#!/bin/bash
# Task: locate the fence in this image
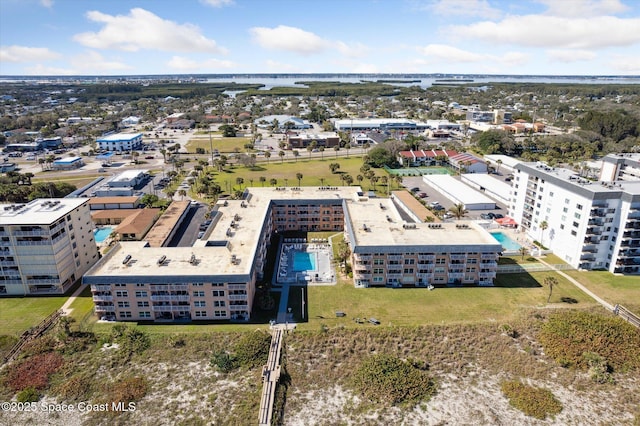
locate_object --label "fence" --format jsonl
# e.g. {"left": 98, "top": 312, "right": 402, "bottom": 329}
{"left": 497, "top": 264, "right": 575, "bottom": 274}
{"left": 614, "top": 305, "right": 640, "bottom": 329}
{"left": 2, "top": 309, "right": 63, "bottom": 364}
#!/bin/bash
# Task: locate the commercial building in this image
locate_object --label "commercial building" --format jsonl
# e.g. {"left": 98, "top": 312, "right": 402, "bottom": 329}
{"left": 333, "top": 118, "right": 427, "bottom": 132}
{"left": 423, "top": 175, "right": 496, "bottom": 210}
{"left": 0, "top": 198, "right": 99, "bottom": 296}
{"left": 461, "top": 173, "right": 512, "bottom": 206}
{"left": 600, "top": 153, "right": 640, "bottom": 182}
{"left": 509, "top": 161, "right": 640, "bottom": 274}
{"left": 52, "top": 156, "right": 84, "bottom": 170}
{"left": 397, "top": 149, "right": 458, "bottom": 167}
{"left": 84, "top": 187, "right": 501, "bottom": 322}
{"left": 96, "top": 133, "right": 142, "bottom": 152}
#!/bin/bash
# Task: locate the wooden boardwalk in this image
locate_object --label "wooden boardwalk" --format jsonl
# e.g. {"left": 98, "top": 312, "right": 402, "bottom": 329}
{"left": 258, "top": 327, "right": 284, "bottom": 426}
{"left": 3, "top": 309, "right": 63, "bottom": 365}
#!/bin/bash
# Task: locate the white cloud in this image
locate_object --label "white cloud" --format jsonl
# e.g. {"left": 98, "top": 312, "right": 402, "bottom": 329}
{"left": 250, "top": 25, "right": 329, "bottom": 55}
{"left": 0, "top": 45, "right": 60, "bottom": 62}
{"left": 73, "top": 8, "right": 226, "bottom": 53}
{"left": 448, "top": 15, "right": 640, "bottom": 49}
{"left": 429, "top": 0, "right": 502, "bottom": 19}
{"left": 40, "top": 0, "right": 54, "bottom": 9}
{"left": 535, "top": 0, "right": 629, "bottom": 18}
{"left": 24, "top": 64, "right": 75, "bottom": 75}
{"left": 547, "top": 49, "right": 597, "bottom": 63}
{"left": 608, "top": 54, "right": 640, "bottom": 73}
{"left": 200, "top": 0, "right": 234, "bottom": 7}
{"left": 167, "top": 56, "right": 235, "bottom": 70}
{"left": 335, "top": 41, "right": 370, "bottom": 58}
{"left": 70, "top": 51, "right": 132, "bottom": 72}
{"left": 417, "top": 44, "right": 530, "bottom": 67}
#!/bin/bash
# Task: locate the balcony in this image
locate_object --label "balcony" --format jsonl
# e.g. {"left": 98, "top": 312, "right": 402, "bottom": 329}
{"left": 95, "top": 305, "right": 115, "bottom": 312}
{"left": 229, "top": 294, "right": 247, "bottom": 301}
{"left": 152, "top": 305, "right": 190, "bottom": 312}
{"left": 479, "top": 272, "right": 496, "bottom": 279}
{"left": 450, "top": 254, "right": 466, "bottom": 261}
{"left": 387, "top": 255, "right": 403, "bottom": 261}
{"left": 386, "top": 273, "right": 403, "bottom": 280}
{"left": 356, "top": 254, "right": 372, "bottom": 260}
{"left": 582, "top": 244, "right": 598, "bottom": 253}
{"left": 418, "top": 255, "right": 435, "bottom": 261}
{"left": 588, "top": 219, "right": 604, "bottom": 226}
{"left": 91, "top": 285, "right": 112, "bottom": 292}
{"left": 92, "top": 295, "right": 113, "bottom": 302}
{"left": 150, "top": 294, "right": 190, "bottom": 302}
{"left": 228, "top": 284, "right": 246, "bottom": 290}
{"left": 230, "top": 304, "right": 248, "bottom": 311}
{"left": 448, "top": 272, "right": 465, "bottom": 279}
{"left": 26, "top": 278, "right": 60, "bottom": 285}
{"left": 580, "top": 254, "right": 596, "bottom": 261}
{"left": 481, "top": 261, "right": 497, "bottom": 268}
{"left": 354, "top": 273, "right": 372, "bottom": 279}
{"left": 585, "top": 227, "right": 602, "bottom": 236}
{"left": 481, "top": 253, "right": 497, "bottom": 260}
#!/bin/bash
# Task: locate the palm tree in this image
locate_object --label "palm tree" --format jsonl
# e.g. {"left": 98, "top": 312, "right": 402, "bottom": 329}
{"left": 519, "top": 246, "right": 528, "bottom": 261}
{"left": 278, "top": 150, "right": 285, "bottom": 163}
{"left": 319, "top": 146, "right": 324, "bottom": 160}
{"left": 334, "top": 145, "right": 340, "bottom": 158}
{"left": 235, "top": 177, "right": 244, "bottom": 189}
{"left": 178, "top": 189, "right": 186, "bottom": 200}
{"left": 269, "top": 178, "right": 277, "bottom": 187}
{"left": 292, "top": 150, "right": 299, "bottom": 162}
{"left": 320, "top": 177, "right": 325, "bottom": 187}
{"left": 296, "top": 172, "right": 303, "bottom": 187}
{"left": 539, "top": 221, "right": 548, "bottom": 246}
{"left": 544, "top": 276, "right": 558, "bottom": 303}
{"left": 264, "top": 150, "right": 271, "bottom": 164}
{"left": 259, "top": 176, "right": 266, "bottom": 187}
{"left": 356, "top": 174, "right": 364, "bottom": 186}
{"left": 448, "top": 203, "right": 468, "bottom": 219}
{"left": 496, "top": 159, "right": 503, "bottom": 174}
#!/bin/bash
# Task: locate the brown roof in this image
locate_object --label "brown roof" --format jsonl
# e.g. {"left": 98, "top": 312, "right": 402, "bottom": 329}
{"left": 391, "top": 191, "right": 440, "bottom": 222}
{"left": 116, "top": 208, "right": 160, "bottom": 235}
{"left": 91, "top": 209, "right": 139, "bottom": 220}
{"left": 88, "top": 196, "right": 140, "bottom": 205}
{"left": 144, "top": 201, "right": 190, "bottom": 247}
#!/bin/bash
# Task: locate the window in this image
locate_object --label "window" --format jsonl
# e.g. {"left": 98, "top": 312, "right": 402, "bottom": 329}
{"left": 195, "top": 311, "right": 207, "bottom": 317}
{"left": 119, "top": 311, "right": 132, "bottom": 319}
{"left": 373, "top": 268, "right": 384, "bottom": 274}
{"left": 373, "top": 259, "right": 384, "bottom": 265}
{"left": 404, "top": 259, "right": 415, "bottom": 265}
{"left": 576, "top": 204, "right": 583, "bottom": 210}
{"left": 117, "top": 301, "right": 130, "bottom": 308}
{"left": 194, "top": 301, "right": 206, "bottom": 307}
{"left": 214, "top": 310, "right": 226, "bottom": 317}
{"left": 214, "top": 300, "right": 226, "bottom": 307}
{"left": 563, "top": 207, "right": 568, "bottom": 213}
{"left": 139, "top": 312, "right": 151, "bottom": 318}
{"left": 560, "top": 224, "right": 565, "bottom": 230}
{"left": 135, "top": 291, "right": 147, "bottom": 298}
{"left": 573, "top": 221, "right": 579, "bottom": 228}
{"left": 212, "top": 290, "right": 225, "bottom": 297}
{"left": 571, "top": 230, "right": 577, "bottom": 236}
{"left": 193, "top": 291, "right": 205, "bottom": 297}
{"left": 574, "top": 213, "right": 581, "bottom": 219}
{"left": 136, "top": 283, "right": 145, "bottom": 287}
{"left": 137, "top": 301, "right": 149, "bottom": 307}
{"left": 115, "top": 290, "right": 128, "bottom": 298}
{"left": 403, "top": 268, "right": 414, "bottom": 274}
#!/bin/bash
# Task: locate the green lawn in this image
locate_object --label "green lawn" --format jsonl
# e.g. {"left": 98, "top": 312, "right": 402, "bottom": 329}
{"left": 563, "top": 270, "right": 640, "bottom": 310}
{"left": 186, "top": 136, "right": 252, "bottom": 153}
{"left": 215, "top": 157, "right": 396, "bottom": 193}
{"left": 295, "top": 272, "right": 596, "bottom": 330}
{"left": 0, "top": 296, "right": 67, "bottom": 336}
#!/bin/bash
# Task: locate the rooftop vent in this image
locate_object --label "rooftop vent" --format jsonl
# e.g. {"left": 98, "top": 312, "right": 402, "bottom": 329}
{"left": 190, "top": 253, "right": 197, "bottom": 265}
{"left": 402, "top": 223, "right": 417, "bottom": 229}
{"left": 157, "top": 255, "right": 167, "bottom": 265}
{"left": 122, "top": 254, "right": 132, "bottom": 265}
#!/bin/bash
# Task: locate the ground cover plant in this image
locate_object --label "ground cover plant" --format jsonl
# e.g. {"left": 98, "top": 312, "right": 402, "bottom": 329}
{"left": 501, "top": 380, "right": 563, "bottom": 420}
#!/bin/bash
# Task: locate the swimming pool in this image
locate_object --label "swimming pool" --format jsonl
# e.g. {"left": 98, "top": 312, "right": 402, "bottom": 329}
{"left": 292, "top": 252, "right": 317, "bottom": 271}
{"left": 490, "top": 231, "right": 522, "bottom": 251}
{"left": 94, "top": 226, "right": 114, "bottom": 243}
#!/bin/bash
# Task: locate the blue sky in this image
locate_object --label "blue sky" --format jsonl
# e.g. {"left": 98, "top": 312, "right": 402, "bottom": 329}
{"left": 1, "top": 0, "right": 639, "bottom": 76}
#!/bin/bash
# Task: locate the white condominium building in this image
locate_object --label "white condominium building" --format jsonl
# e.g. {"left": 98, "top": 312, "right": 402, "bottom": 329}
{"left": 0, "top": 198, "right": 99, "bottom": 296}
{"left": 509, "top": 161, "right": 640, "bottom": 274}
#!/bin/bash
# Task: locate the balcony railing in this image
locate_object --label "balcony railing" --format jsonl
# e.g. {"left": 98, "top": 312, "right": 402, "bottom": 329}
{"left": 95, "top": 305, "right": 115, "bottom": 312}
{"left": 228, "top": 284, "right": 246, "bottom": 290}
{"left": 481, "top": 253, "right": 497, "bottom": 260}
{"left": 450, "top": 254, "right": 466, "bottom": 261}
{"left": 387, "top": 255, "right": 403, "bottom": 261}
{"left": 448, "top": 272, "right": 465, "bottom": 279}
{"left": 92, "top": 295, "right": 113, "bottom": 302}
{"left": 480, "top": 261, "right": 497, "bottom": 268}
{"left": 152, "top": 305, "right": 190, "bottom": 312}
{"left": 229, "top": 304, "right": 248, "bottom": 311}
{"left": 416, "top": 273, "right": 433, "bottom": 279}
{"left": 479, "top": 272, "right": 496, "bottom": 279}
{"left": 150, "top": 295, "right": 190, "bottom": 302}
{"left": 386, "top": 273, "right": 403, "bottom": 280}
{"left": 228, "top": 294, "right": 247, "bottom": 301}
{"left": 91, "top": 285, "right": 112, "bottom": 292}
{"left": 418, "top": 255, "right": 435, "bottom": 261}
{"left": 356, "top": 254, "right": 372, "bottom": 260}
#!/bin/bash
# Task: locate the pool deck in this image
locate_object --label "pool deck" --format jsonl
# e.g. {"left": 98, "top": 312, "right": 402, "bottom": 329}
{"left": 276, "top": 240, "right": 335, "bottom": 285}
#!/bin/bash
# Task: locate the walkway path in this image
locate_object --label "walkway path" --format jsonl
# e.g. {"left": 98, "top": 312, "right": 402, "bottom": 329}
{"left": 60, "top": 283, "right": 88, "bottom": 316}
{"left": 258, "top": 326, "right": 285, "bottom": 426}
{"left": 536, "top": 258, "right": 614, "bottom": 312}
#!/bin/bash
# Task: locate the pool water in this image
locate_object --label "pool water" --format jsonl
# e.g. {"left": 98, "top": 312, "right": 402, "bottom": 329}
{"left": 94, "top": 227, "right": 114, "bottom": 243}
{"left": 292, "top": 252, "right": 317, "bottom": 271}
{"left": 491, "top": 232, "right": 522, "bottom": 251}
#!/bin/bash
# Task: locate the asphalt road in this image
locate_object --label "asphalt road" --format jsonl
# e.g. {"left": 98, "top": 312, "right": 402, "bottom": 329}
{"left": 166, "top": 203, "right": 207, "bottom": 247}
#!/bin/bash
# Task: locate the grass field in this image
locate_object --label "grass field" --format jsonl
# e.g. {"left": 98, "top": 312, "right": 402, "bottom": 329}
{"left": 563, "top": 270, "right": 640, "bottom": 310}
{"left": 186, "top": 136, "right": 252, "bottom": 153}
{"left": 290, "top": 271, "right": 596, "bottom": 330}
{"left": 216, "top": 157, "right": 397, "bottom": 192}
{"left": 0, "top": 296, "right": 67, "bottom": 336}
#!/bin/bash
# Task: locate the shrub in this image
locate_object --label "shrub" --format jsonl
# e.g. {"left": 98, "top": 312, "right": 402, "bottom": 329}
{"left": 211, "top": 350, "right": 236, "bottom": 373}
{"left": 501, "top": 380, "right": 562, "bottom": 420}
{"left": 53, "top": 373, "right": 95, "bottom": 402}
{"left": 16, "top": 387, "right": 39, "bottom": 403}
{"left": 6, "top": 352, "right": 64, "bottom": 391}
{"left": 107, "top": 377, "right": 148, "bottom": 405}
{"left": 583, "top": 351, "right": 614, "bottom": 384}
{"left": 350, "top": 353, "right": 436, "bottom": 406}
{"left": 234, "top": 331, "right": 271, "bottom": 369}
{"left": 538, "top": 311, "right": 640, "bottom": 372}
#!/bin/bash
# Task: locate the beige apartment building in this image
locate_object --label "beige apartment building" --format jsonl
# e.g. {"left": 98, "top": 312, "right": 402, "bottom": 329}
{"left": 0, "top": 198, "right": 99, "bottom": 296}
{"left": 84, "top": 187, "right": 501, "bottom": 322}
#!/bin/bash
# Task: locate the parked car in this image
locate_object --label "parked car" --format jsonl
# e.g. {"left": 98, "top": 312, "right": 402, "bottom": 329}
{"left": 480, "top": 213, "right": 492, "bottom": 220}
{"left": 410, "top": 187, "right": 420, "bottom": 192}
{"left": 494, "top": 213, "right": 505, "bottom": 219}
{"left": 369, "top": 318, "right": 380, "bottom": 325}
{"left": 198, "top": 231, "right": 205, "bottom": 239}
{"left": 145, "top": 155, "right": 154, "bottom": 159}
{"left": 418, "top": 192, "right": 427, "bottom": 198}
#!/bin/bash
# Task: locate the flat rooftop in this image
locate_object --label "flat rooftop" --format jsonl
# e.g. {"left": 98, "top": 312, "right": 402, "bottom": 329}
{"left": 423, "top": 174, "right": 495, "bottom": 206}
{"left": 347, "top": 197, "right": 501, "bottom": 251}
{"left": 461, "top": 173, "right": 512, "bottom": 202}
{"left": 0, "top": 198, "right": 88, "bottom": 225}
{"left": 144, "top": 200, "right": 190, "bottom": 247}
{"left": 96, "top": 132, "right": 142, "bottom": 142}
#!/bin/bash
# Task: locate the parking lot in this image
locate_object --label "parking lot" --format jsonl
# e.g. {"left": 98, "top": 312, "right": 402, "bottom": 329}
{"left": 401, "top": 175, "right": 511, "bottom": 220}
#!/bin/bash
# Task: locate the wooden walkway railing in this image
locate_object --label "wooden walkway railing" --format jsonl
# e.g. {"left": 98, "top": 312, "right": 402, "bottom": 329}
{"left": 2, "top": 309, "right": 63, "bottom": 364}
{"left": 258, "top": 327, "right": 284, "bottom": 426}
{"left": 614, "top": 304, "right": 640, "bottom": 329}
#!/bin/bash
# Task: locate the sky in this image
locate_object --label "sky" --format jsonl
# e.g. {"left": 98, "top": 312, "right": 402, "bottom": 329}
{"left": 1, "top": 0, "right": 639, "bottom": 76}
